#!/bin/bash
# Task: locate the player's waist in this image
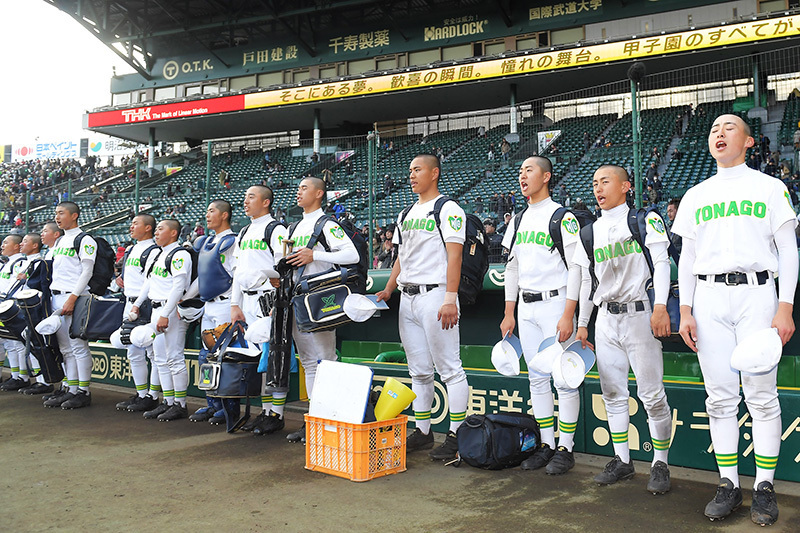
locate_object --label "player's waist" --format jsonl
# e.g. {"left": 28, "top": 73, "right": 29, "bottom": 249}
{"left": 519, "top": 287, "right": 565, "bottom": 303}
{"left": 697, "top": 270, "right": 770, "bottom": 286}
{"left": 600, "top": 300, "right": 650, "bottom": 315}
{"left": 400, "top": 283, "right": 441, "bottom": 295}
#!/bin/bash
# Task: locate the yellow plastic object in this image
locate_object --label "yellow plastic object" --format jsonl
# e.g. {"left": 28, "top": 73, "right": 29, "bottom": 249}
{"left": 305, "top": 414, "right": 407, "bottom": 482}
{"left": 373, "top": 377, "right": 416, "bottom": 421}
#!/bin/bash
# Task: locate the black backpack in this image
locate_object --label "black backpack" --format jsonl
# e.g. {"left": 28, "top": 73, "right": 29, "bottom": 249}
{"left": 74, "top": 233, "right": 116, "bottom": 296}
{"left": 506, "top": 205, "right": 596, "bottom": 267}
{"left": 289, "top": 215, "right": 369, "bottom": 294}
{"left": 398, "top": 196, "right": 489, "bottom": 305}
{"left": 122, "top": 242, "right": 160, "bottom": 277}
{"left": 147, "top": 246, "right": 199, "bottom": 286}
{"left": 579, "top": 206, "right": 679, "bottom": 299}
{"left": 456, "top": 413, "right": 541, "bottom": 470}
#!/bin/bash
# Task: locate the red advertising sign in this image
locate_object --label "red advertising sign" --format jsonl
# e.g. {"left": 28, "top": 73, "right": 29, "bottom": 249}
{"left": 86, "top": 95, "right": 246, "bottom": 128}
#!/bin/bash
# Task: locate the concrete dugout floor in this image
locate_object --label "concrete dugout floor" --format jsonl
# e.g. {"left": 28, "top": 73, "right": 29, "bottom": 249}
{"left": 2, "top": 383, "right": 800, "bottom": 532}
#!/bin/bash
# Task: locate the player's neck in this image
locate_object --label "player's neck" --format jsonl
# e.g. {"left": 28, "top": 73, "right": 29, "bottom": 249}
{"left": 418, "top": 187, "right": 441, "bottom": 204}
{"left": 303, "top": 204, "right": 322, "bottom": 214}
{"left": 528, "top": 192, "right": 550, "bottom": 205}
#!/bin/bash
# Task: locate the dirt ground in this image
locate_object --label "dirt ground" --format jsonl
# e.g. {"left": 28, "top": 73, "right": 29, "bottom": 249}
{"left": 2, "top": 383, "right": 800, "bottom": 533}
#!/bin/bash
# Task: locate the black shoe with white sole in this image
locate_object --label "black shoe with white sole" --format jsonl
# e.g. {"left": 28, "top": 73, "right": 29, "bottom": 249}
{"left": 704, "top": 478, "right": 743, "bottom": 521}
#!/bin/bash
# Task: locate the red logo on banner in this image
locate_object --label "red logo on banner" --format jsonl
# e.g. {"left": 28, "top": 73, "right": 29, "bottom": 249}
{"left": 87, "top": 95, "right": 246, "bottom": 128}
{"left": 15, "top": 146, "right": 34, "bottom": 157}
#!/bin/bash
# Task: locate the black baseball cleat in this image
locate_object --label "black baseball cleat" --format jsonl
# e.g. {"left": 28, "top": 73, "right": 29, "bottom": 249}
{"left": 128, "top": 394, "right": 160, "bottom": 412}
{"left": 704, "top": 478, "right": 743, "bottom": 521}
{"left": 594, "top": 455, "right": 636, "bottom": 485}
{"left": 158, "top": 403, "right": 188, "bottom": 421}
{"left": 546, "top": 446, "right": 575, "bottom": 475}
{"left": 188, "top": 407, "right": 215, "bottom": 422}
{"left": 647, "top": 461, "right": 671, "bottom": 494}
{"left": 45, "top": 391, "right": 74, "bottom": 408}
{"left": 751, "top": 480, "right": 779, "bottom": 526}
{"left": 208, "top": 413, "right": 226, "bottom": 425}
{"left": 287, "top": 423, "right": 306, "bottom": 443}
{"left": 61, "top": 390, "right": 91, "bottom": 409}
{"left": 0, "top": 377, "right": 31, "bottom": 392}
{"left": 406, "top": 428, "right": 434, "bottom": 451}
{"left": 241, "top": 411, "right": 270, "bottom": 432}
{"left": 116, "top": 394, "right": 140, "bottom": 411}
{"left": 429, "top": 431, "right": 459, "bottom": 461}
{"left": 43, "top": 388, "right": 68, "bottom": 402}
{"left": 143, "top": 401, "right": 171, "bottom": 419}
{"left": 253, "top": 411, "right": 285, "bottom": 435}
{"left": 521, "top": 443, "right": 555, "bottom": 471}
{"left": 20, "top": 383, "right": 54, "bottom": 395}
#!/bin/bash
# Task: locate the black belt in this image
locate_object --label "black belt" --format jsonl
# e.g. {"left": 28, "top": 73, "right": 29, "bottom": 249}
{"left": 127, "top": 296, "right": 138, "bottom": 303}
{"left": 604, "top": 301, "right": 646, "bottom": 314}
{"left": 698, "top": 270, "right": 769, "bottom": 286}
{"left": 52, "top": 290, "right": 66, "bottom": 295}
{"left": 152, "top": 301, "right": 165, "bottom": 309}
{"left": 522, "top": 289, "right": 560, "bottom": 303}
{"left": 402, "top": 284, "right": 439, "bottom": 295}
{"left": 210, "top": 295, "right": 229, "bottom": 302}
{"left": 243, "top": 290, "right": 269, "bottom": 296}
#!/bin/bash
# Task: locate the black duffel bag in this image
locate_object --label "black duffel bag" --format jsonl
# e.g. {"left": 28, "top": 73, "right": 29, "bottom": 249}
{"left": 456, "top": 413, "right": 541, "bottom": 470}
{"left": 69, "top": 293, "right": 125, "bottom": 341}
{"left": 198, "top": 321, "right": 261, "bottom": 399}
{"left": 292, "top": 267, "right": 353, "bottom": 332}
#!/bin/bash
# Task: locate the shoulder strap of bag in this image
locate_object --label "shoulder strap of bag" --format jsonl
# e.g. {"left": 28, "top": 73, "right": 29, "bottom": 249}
{"left": 504, "top": 204, "right": 528, "bottom": 257}
{"left": 579, "top": 223, "right": 599, "bottom": 300}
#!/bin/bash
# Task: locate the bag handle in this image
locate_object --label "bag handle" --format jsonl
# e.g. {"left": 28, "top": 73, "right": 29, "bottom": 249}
{"left": 210, "top": 320, "right": 248, "bottom": 356}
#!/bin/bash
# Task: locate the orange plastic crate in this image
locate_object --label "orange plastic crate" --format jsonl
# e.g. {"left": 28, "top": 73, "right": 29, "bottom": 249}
{"left": 305, "top": 414, "right": 407, "bottom": 482}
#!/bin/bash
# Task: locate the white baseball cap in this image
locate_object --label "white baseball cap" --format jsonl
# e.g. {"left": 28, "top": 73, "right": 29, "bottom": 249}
{"left": 109, "top": 328, "right": 125, "bottom": 350}
{"left": 244, "top": 316, "right": 272, "bottom": 344}
{"left": 491, "top": 333, "right": 523, "bottom": 376}
{"left": 552, "top": 341, "right": 596, "bottom": 389}
{"left": 35, "top": 314, "right": 62, "bottom": 335}
{"left": 130, "top": 324, "right": 158, "bottom": 348}
{"left": 177, "top": 298, "right": 205, "bottom": 322}
{"left": 343, "top": 294, "right": 379, "bottom": 323}
{"left": 731, "top": 328, "right": 782, "bottom": 374}
{"left": 531, "top": 336, "right": 562, "bottom": 375}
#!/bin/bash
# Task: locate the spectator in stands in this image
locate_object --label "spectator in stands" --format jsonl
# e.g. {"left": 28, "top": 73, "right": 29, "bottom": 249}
{"left": 647, "top": 185, "right": 657, "bottom": 206}
{"left": 193, "top": 222, "right": 204, "bottom": 240}
{"left": 666, "top": 198, "right": 682, "bottom": 254}
{"left": 652, "top": 147, "right": 661, "bottom": 162}
{"left": 759, "top": 133, "right": 771, "bottom": 156}
{"left": 494, "top": 193, "right": 506, "bottom": 216}
{"left": 501, "top": 139, "right": 511, "bottom": 162}
{"left": 765, "top": 159, "right": 778, "bottom": 178}
{"left": 436, "top": 147, "right": 444, "bottom": 163}
{"left": 239, "top": 144, "right": 245, "bottom": 159}
{"left": 377, "top": 236, "right": 396, "bottom": 269}
{"left": 384, "top": 174, "right": 393, "bottom": 196}
{"left": 497, "top": 212, "right": 512, "bottom": 235}
{"left": 748, "top": 153, "right": 759, "bottom": 170}
{"left": 556, "top": 184, "right": 567, "bottom": 205}
{"left": 672, "top": 148, "right": 682, "bottom": 161}
{"left": 477, "top": 126, "right": 486, "bottom": 138}
{"left": 474, "top": 196, "right": 484, "bottom": 214}
{"left": 333, "top": 201, "right": 345, "bottom": 219}
{"left": 646, "top": 163, "right": 658, "bottom": 187}
{"left": 488, "top": 143, "right": 496, "bottom": 161}
{"left": 594, "top": 203, "right": 602, "bottom": 218}
{"left": 793, "top": 126, "right": 800, "bottom": 149}
{"left": 322, "top": 168, "right": 334, "bottom": 189}
{"left": 583, "top": 132, "right": 591, "bottom": 152}
{"left": 506, "top": 191, "right": 516, "bottom": 214}
{"left": 483, "top": 219, "right": 503, "bottom": 263}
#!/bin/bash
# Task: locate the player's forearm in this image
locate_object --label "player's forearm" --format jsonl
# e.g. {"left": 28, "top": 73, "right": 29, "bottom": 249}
{"left": 230, "top": 273, "right": 243, "bottom": 307}
{"left": 647, "top": 241, "right": 670, "bottom": 306}
{"left": 71, "top": 258, "right": 94, "bottom": 297}
{"left": 503, "top": 254, "right": 519, "bottom": 302}
{"left": 577, "top": 267, "right": 594, "bottom": 327}
{"left": 565, "top": 260, "right": 582, "bottom": 301}
{"left": 774, "top": 220, "right": 799, "bottom": 304}
{"left": 384, "top": 258, "right": 401, "bottom": 293}
{"left": 678, "top": 237, "right": 697, "bottom": 308}
{"left": 162, "top": 273, "right": 188, "bottom": 317}
{"left": 134, "top": 280, "right": 151, "bottom": 307}
{"left": 444, "top": 242, "right": 463, "bottom": 294}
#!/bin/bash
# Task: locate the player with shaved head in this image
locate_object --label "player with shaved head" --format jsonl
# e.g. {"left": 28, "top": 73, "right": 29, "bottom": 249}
{"left": 131, "top": 219, "right": 194, "bottom": 421}
{"left": 673, "top": 114, "right": 798, "bottom": 525}
{"left": 572, "top": 164, "right": 673, "bottom": 494}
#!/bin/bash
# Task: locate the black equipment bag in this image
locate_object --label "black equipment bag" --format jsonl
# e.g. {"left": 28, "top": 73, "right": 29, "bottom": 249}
{"left": 69, "top": 293, "right": 125, "bottom": 341}
{"left": 456, "top": 413, "right": 541, "bottom": 470}
{"left": 16, "top": 289, "right": 64, "bottom": 383}
{"left": 292, "top": 268, "right": 352, "bottom": 333}
{"left": 266, "top": 257, "right": 295, "bottom": 394}
{"left": 74, "top": 233, "right": 116, "bottom": 296}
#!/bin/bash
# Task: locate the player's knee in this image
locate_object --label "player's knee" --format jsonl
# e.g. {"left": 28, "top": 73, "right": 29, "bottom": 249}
{"left": 441, "top": 371, "right": 467, "bottom": 386}
{"left": 529, "top": 374, "right": 552, "bottom": 395}
{"left": 705, "top": 396, "right": 739, "bottom": 419}
{"left": 640, "top": 392, "right": 670, "bottom": 419}
{"left": 411, "top": 374, "right": 435, "bottom": 386}
{"left": 555, "top": 387, "right": 580, "bottom": 401}
{"left": 744, "top": 395, "right": 781, "bottom": 421}
{"left": 166, "top": 357, "right": 188, "bottom": 374}
{"left": 602, "top": 393, "right": 629, "bottom": 415}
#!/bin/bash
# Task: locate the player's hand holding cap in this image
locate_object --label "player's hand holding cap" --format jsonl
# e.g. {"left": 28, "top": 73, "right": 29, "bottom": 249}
{"left": 731, "top": 327, "right": 782, "bottom": 374}
{"left": 244, "top": 316, "right": 272, "bottom": 343}
{"left": 552, "top": 340, "right": 596, "bottom": 389}
{"left": 343, "top": 294, "right": 380, "bottom": 322}
{"left": 491, "top": 333, "right": 523, "bottom": 376}
{"left": 130, "top": 324, "right": 159, "bottom": 348}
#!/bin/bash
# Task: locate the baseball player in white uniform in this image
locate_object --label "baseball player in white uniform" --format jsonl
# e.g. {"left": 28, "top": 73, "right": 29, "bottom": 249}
{"left": 132, "top": 219, "right": 193, "bottom": 422}
{"left": 230, "top": 186, "right": 287, "bottom": 435}
{"left": 0, "top": 234, "right": 29, "bottom": 392}
{"left": 500, "top": 156, "right": 581, "bottom": 474}
{"left": 185, "top": 200, "right": 238, "bottom": 425}
{"left": 376, "top": 154, "right": 468, "bottom": 461}
{"left": 39, "top": 222, "right": 69, "bottom": 401}
{"left": 573, "top": 165, "right": 673, "bottom": 494}
{"left": 14, "top": 233, "right": 54, "bottom": 395}
{"left": 115, "top": 214, "right": 161, "bottom": 413}
{"left": 282, "top": 177, "right": 359, "bottom": 440}
{"left": 673, "top": 114, "right": 798, "bottom": 525}
{"left": 43, "top": 202, "right": 97, "bottom": 410}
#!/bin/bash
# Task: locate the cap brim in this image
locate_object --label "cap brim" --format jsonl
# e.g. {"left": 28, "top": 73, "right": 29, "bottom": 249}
{"left": 565, "top": 340, "right": 596, "bottom": 373}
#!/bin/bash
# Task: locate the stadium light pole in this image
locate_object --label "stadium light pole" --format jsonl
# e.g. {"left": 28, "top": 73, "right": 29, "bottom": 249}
{"left": 25, "top": 192, "right": 29, "bottom": 233}
{"left": 628, "top": 62, "right": 646, "bottom": 208}
{"left": 367, "top": 130, "right": 376, "bottom": 267}
{"left": 135, "top": 158, "right": 141, "bottom": 213}
{"left": 205, "top": 141, "right": 212, "bottom": 229}
{"left": 68, "top": 176, "right": 73, "bottom": 201}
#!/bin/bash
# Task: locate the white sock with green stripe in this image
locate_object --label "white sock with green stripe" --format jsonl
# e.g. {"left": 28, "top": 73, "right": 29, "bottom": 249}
{"left": 68, "top": 379, "right": 79, "bottom": 394}
{"left": 411, "top": 379, "right": 434, "bottom": 434}
{"left": 130, "top": 358, "right": 150, "bottom": 397}
{"left": 447, "top": 379, "right": 469, "bottom": 433}
{"left": 531, "top": 391, "right": 556, "bottom": 448}
{"left": 272, "top": 393, "right": 287, "bottom": 417}
{"left": 174, "top": 390, "right": 187, "bottom": 407}
{"left": 710, "top": 415, "right": 740, "bottom": 487}
{"left": 261, "top": 394, "right": 273, "bottom": 414}
{"left": 752, "top": 417, "right": 781, "bottom": 487}
{"left": 149, "top": 384, "right": 162, "bottom": 400}
{"left": 78, "top": 380, "right": 90, "bottom": 393}
{"left": 10, "top": 366, "right": 20, "bottom": 380}
{"left": 29, "top": 355, "right": 45, "bottom": 384}
{"left": 163, "top": 389, "right": 175, "bottom": 405}
{"left": 135, "top": 383, "right": 148, "bottom": 397}
{"left": 607, "top": 411, "right": 630, "bottom": 463}
{"left": 76, "top": 356, "right": 92, "bottom": 392}
{"left": 648, "top": 413, "right": 672, "bottom": 465}
{"left": 556, "top": 391, "right": 579, "bottom": 451}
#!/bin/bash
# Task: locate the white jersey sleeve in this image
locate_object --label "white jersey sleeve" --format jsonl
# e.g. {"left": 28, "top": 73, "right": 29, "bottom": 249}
{"left": 438, "top": 200, "right": 466, "bottom": 245}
